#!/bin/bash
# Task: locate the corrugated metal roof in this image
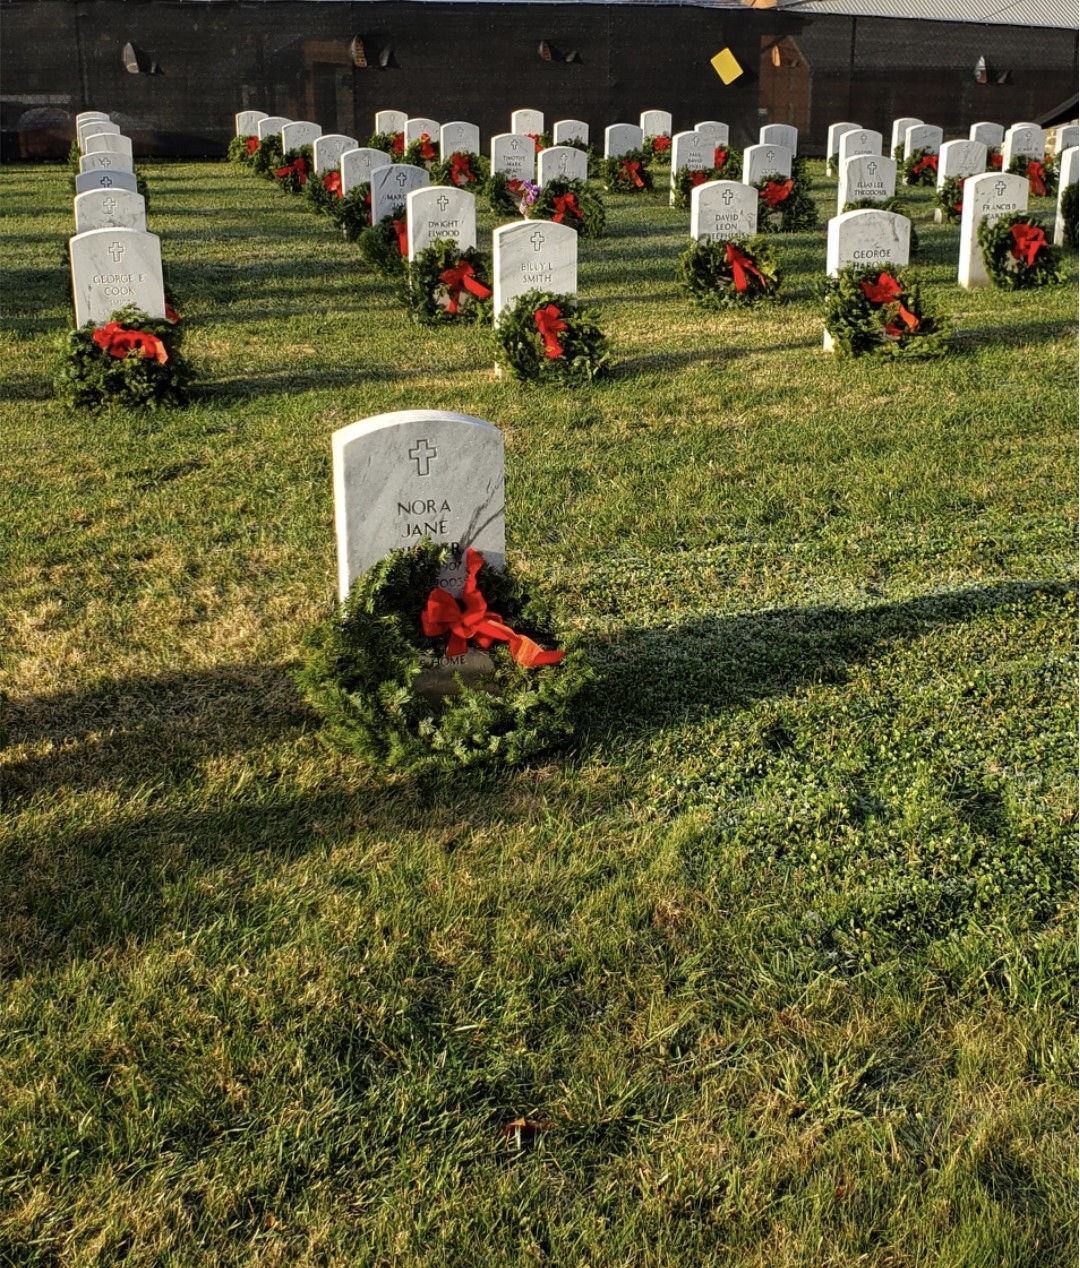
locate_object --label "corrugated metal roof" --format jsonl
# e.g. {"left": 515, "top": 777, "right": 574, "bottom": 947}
{"left": 780, "top": 0, "right": 1077, "bottom": 30}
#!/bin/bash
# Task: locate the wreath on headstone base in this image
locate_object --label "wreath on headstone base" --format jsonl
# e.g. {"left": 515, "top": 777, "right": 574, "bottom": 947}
{"left": 1007, "top": 154, "right": 1057, "bottom": 199}
{"left": 1061, "top": 182, "right": 1079, "bottom": 248}
{"left": 403, "top": 133, "right": 439, "bottom": 168}
{"left": 305, "top": 169, "right": 346, "bottom": 215}
{"left": 643, "top": 134, "right": 672, "bottom": 163}
{"left": 368, "top": 131, "right": 405, "bottom": 160}
{"left": 823, "top": 266, "right": 950, "bottom": 359}
{"left": 527, "top": 179, "right": 606, "bottom": 237}
{"left": 253, "top": 134, "right": 283, "bottom": 177}
{"left": 486, "top": 172, "right": 530, "bottom": 218}
{"left": 359, "top": 209, "right": 408, "bottom": 275}
{"left": 273, "top": 146, "right": 313, "bottom": 194}
{"left": 671, "top": 149, "right": 743, "bottom": 209}
{"left": 331, "top": 184, "right": 372, "bottom": 240}
{"left": 296, "top": 539, "right": 592, "bottom": 774}
{"left": 841, "top": 198, "right": 920, "bottom": 251}
{"left": 902, "top": 148, "right": 938, "bottom": 187}
{"left": 977, "top": 214, "right": 1064, "bottom": 289}
{"left": 493, "top": 289, "right": 612, "bottom": 383}
{"left": 402, "top": 240, "right": 493, "bottom": 325}
{"left": 934, "top": 177, "right": 967, "bottom": 225}
{"left": 600, "top": 150, "right": 654, "bottom": 194}
{"left": 755, "top": 175, "right": 819, "bottom": 232}
{"left": 54, "top": 305, "right": 191, "bottom": 409}
{"left": 430, "top": 151, "right": 491, "bottom": 190}
{"left": 676, "top": 235, "right": 782, "bottom": 309}
{"left": 228, "top": 134, "right": 259, "bottom": 167}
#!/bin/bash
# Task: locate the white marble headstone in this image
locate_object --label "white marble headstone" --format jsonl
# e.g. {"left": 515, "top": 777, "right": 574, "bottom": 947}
{"left": 837, "top": 155, "right": 896, "bottom": 213}
{"left": 827, "top": 122, "right": 859, "bottom": 174}
{"left": 1054, "top": 125, "right": 1079, "bottom": 155}
{"left": 375, "top": 110, "right": 407, "bottom": 136}
{"left": 440, "top": 121, "right": 481, "bottom": 158}
{"left": 490, "top": 134, "right": 536, "bottom": 182}
{"left": 405, "top": 117, "right": 440, "bottom": 146}
{"left": 760, "top": 124, "right": 798, "bottom": 154}
{"left": 694, "top": 121, "right": 729, "bottom": 146}
{"left": 74, "top": 189, "right": 147, "bottom": 235}
{"left": 640, "top": 109, "right": 672, "bottom": 138}
{"left": 370, "top": 163, "right": 430, "bottom": 225}
{"left": 74, "top": 169, "right": 139, "bottom": 195}
{"left": 511, "top": 109, "right": 544, "bottom": 136}
{"left": 405, "top": 186, "right": 477, "bottom": 258}
{"left": 281, "top": 121, "right": 321, "bottom": 153}
{"left": 341, "top": 147, "right": 388, "bottom": 195}
{"left": 332, "top": 410, "right": 505, "bottom": 604}
{"left": 76, "top": 110, "right": 110, "bottom": 126}
{"left": 934, "top": 140, "right": 988, "bottom": 221}
{"left": 235, "top": 110, "right": 267, "bottom": 136}
{"left": 1054, "top": 146, "right": 1079, "bottom": 245}
{"left": 80, "top": 150, "right": 134, "bottom": 176}
{"left": 958, "top": 172, "right": 1029, "bottom": 288}
{"left": 838, "top": 128, "right": 882, "bottom": 165}
{"left": 537, "top": 146, "right": 589, "bottom": 186}
{"left": 690, "top": 180, "right": 758, "bottom": 242}
{"left": 314, "top": 134, "right": 358, "bottom": 176}
{"left": 890, "top": 118, "right": 922, "bottom": 153}
{"left": 257, "top": 116, "right": 292, "bottom": 141}
{"left": 904, "top": 124, "right": 942, "bottom": 159}
{"left": 604, "top": 123, "right": 644, "bottom": 159}
{"left": 84, "top": 132, "right": 133, "bottom": 161}
{"left": 78, "top": 119, "right": 119, "bottom": 148}
{"left": 552, "top": 119, "right": 588, "bottom": 145}
{"left": 969, "top": 121, "right": 1004, "bottom": 149}
{"left": 492, "top": 220, "right": 577, "bottom": 321}
{"left": 742, "top": 143, "right": 792, "bottom": 186}
{"left": 826, "top": 208, "right": 911, "bottom": 275}
{"left": 1001, "top": 123, "right": 1045, "bottom": 168}
{"left": 69, "top": 227, "right": 165, "bottom": 327}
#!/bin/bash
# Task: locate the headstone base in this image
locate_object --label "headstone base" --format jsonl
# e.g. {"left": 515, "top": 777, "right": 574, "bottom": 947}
{"left": 414, "top": 649, "right": 496, "bottom": 700}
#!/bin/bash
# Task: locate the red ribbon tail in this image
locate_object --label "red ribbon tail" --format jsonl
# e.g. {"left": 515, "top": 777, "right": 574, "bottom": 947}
{"left": 462, "top": 273, "right": 492, "bottom": 300}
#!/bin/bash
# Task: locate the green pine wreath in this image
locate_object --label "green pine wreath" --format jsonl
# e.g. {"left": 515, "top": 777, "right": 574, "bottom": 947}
{"left": 296, "top": 539, "right": 592, "bottom": 774}
{"left": 54, "top": 305, "right": 191, "bottom": 409}
{"left": 528, "top": 179, "right": 606, "bottom": 237}
{"left": 823, "top": 265, "right": 950, "bottom": 359}
{"left": 358, "top": 210, "right": 408, "bottom": 276}
{"left": 273, "top": 145, "right": 313, "bottom": 195}
{"left": 402, "top": 240, "right": 493, "bottom": 325}
{"left": 675, "top": 235, "right": 782, "bottom": 309}
{"left": 1061, "top": 182, "right": 1079, "bottom": 248}
{"left": 494, "top": 289, "right": 612, "bottom": 383}
{"left": 934, "top": 176, "right": 967, "bottom": 224}
{"left": 304, "top": 169, "right": 346, "bottom": 216}
{"left": 600, "top": 150, "right": 654, "bottom": 194}
{"left": 486, "top": 171, "right": 530, "bottom": 217}
{"left": 368, "top": 131, "right": 405, "bottom": 160}
{"left": 252, "top": 134, "right": 283, "bottom": 177}
{"left": 331, "top": 184, "right": 372, "bottom": 241}
{"left": 227, "top": 134, "right": 260, "bottom": 167}
{"left": 643, "top": 135, "right": 672, "bottom": 163}
{"left": 977, "top": 214, "right": 1065, "bottom": 289}
{"left": 429, "top": 150, "right": 491, "bottom": 190}
{"left": 403, "top": 134, "right": 440, "bottom": 168}
{"left": 1007, "top": 154, "right": 1058, "bottom": 199}
{"left": 755, "top": 175, "right": 819, "bottom": 232}
{"left": 841, "top": 198, "right": 920, "bottom": 252}
{"left": 670, "top": 149, "right": 743, "bottom": 209}
{"left": 902, "top": 148, "right": 939, "bottom": 187}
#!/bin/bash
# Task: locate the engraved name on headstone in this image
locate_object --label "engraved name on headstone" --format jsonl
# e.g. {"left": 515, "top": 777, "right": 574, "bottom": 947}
{"left": 490, "top": 133, "right": 536, "bottom": 183}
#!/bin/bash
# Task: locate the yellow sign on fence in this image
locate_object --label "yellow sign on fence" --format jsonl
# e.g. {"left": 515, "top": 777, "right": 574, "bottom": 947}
{"left": 710, "top": 48, "right": 744, "bottom": 84}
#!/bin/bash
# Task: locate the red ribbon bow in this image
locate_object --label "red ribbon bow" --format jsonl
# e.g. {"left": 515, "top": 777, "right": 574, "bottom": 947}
{"left": 551, "top": 193, "right": 582, "bottom": 224}
{"left": 421, "top": 549, "right": 565, "bottom": 668}
{"left": 621, "top": 158, "right": 645, "bottom": 189}
{"left": 165, "top": 302, "right": 179, "bottom": 323}
{"left": 913, "top": 153, "right": 938, "bottom": 177}
{"left": 713, "top": 147, "right": 728, "bottom": 169}
{"left": 92, "top": 321, "right": 168, "bottom": 364}
{"left": 392, "top": 218, "right": 408, "bottom": 256}
{"left": 438, "top": 260, "right": 493, "bottom": 314}
{"left": 244, "top": 136, "right": 259, "bottom": 156}
{"left": 274, "top": 156, "right": 307, "bottom": 185}
{"left": 690, "top": 170, "right": 709, "bottom": 188}
{"left": 725, "top": 242, "right": 766, "bottom": 293}
{"left": 761, "top": 179, "right": 794, "bottom": 207}
{"left": 990, "top": 151, "right": 1003, "bottom": 168}
{"left": 419, "top": 133, "right": 435, "bottom": 161}
{"left": 652, "top": 135, "right": 671, "bottom": 153}
{"left": 323, "top": 170, "right": 343, "bottom": 198}
{"left": 527, "top": 132, "right": 544, "bottom": 153}
{"left": 450, "top": 152, "right": 476, "bottom": 184}
{"left": 1010, "top": 222, "right": 1046, "bottom": 266}
{"left": 391, "top": 132, "right": 405, "bottom": 156}
{"left": 534, "top": 304, "right": 568, "bottom": 359}
{"left": 1025, "top": 160, "right": 1048, "bottom": 198}
{"left": 858, "top": 272, "right": 919, "bottom": 337}
{"left": 507, "top": 178, "right": 523, "bottom": 194}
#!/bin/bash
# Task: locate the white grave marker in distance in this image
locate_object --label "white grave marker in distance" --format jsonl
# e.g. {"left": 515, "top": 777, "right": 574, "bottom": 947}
{"left": 837, "top": 154, "right": 897, "bottom": 213}
{"left": 825, "top": 208, "right": 911, "bottom": 349}
{"left": 313, "top": 133, "right": 358, "bottom": 176}
{"left": 669, "top": 130, "right": 711, "bottom": 206}
{"left": 552, "top": 119, "right": 588, "bottom": 145}
{"left": 958, "top": 172, "right": 1029, "bottom": 288}
{"left": 340, "top": 147, "right": 389, "bottom": 196}
{"left": 1001, "top": 123, "right": 1046, "bottom": 168}
{"left": 440, "top": 122, "right": 481, "bottom": 159}
{"left": 405, "top": 117, "right": 440, "bottom": 146}
{"left": 78, "top": 119, "right": 120, "bottom": 147}
{"left": 742, "top": 143, "right": 792, "bottom": 186}
{"left": 890, "top": 117, "right": 922, "bottom": 154}
{"left": 838, "top": 128, "right": 882, "bottom": 166}
{"left": 281, "top": 121, "right": 322, "bottom": 153}
{"left": 760, "top": 124, "right": 798, "bottom": 154}
{"left": 1054, "top": 125, "right": 1079, "bottom": 155}
{"left": 934, "top": 140, "right": 988, "bottom": 221}
{"left": 80, "top": 150, "right": 134, "bottom": 176}
{"left": 970, "top": 121, "right": 1004, "bottom": 149}
{"left": 640, "top": 109, "right": 672, "bottom": 138}
{"left": 370, "top": 163, "right": 430, "bottom": 225}
{"left": 74, "top": 189, "right": 147, "bottom": 234}
{"left": 75, "top": 110, "right": 110, "bottom": 126}
{"left": 375, "top": 109, "right": 407, "bottom": 136}
{"left": 405, "top": 185, "right": 477, "bottom": 258}
{"left": 69, "top": 227, "right": 166, "bottom": 327}
{"left": 492, "top": 219, "right": 577, "bottom": 322}
{"left": 235, "top": 110, "right": 268, "bottom": 136}
{"left": 690, "top": 180, "right": 758, "bottom": 242}
{"left": 1054, "top": 146, "right": 1079, "bottom": 245}
{"left": 490, "top": 133, "right": 536, "bottom": 182}
{"left": 826, "top": 122, "right": 859, "bottom": 174}
{"left": 694, "top": 121, "right": 729, "bottom": 147}
{"left": 604, "top": 123, "right": 644, "bottom": 159}
{"left": 511, "top": 108, "right": 544, "bottom": 136}
{"left": 74, "top": 169, "right": 139, "bottom": 195}
{"left": 257, "top": 116, "right": 292, "bottom": 141}
{"left": 84, "top": 132, "right": 134, "bottom": 161}
{"left": 904, "top": 123, "right": 942, "bottom": 160}
{"left": 537, "top": 145, "right": 589, "bottom": 186}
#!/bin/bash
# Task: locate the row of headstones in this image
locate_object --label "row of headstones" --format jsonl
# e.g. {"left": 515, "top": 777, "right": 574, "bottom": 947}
{"left": 67, "top": 111, "right": 167, "bottom": 327}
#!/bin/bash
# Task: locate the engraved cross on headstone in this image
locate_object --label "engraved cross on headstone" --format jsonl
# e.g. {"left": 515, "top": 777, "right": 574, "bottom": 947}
{"left": 409, "top": 438, "right": 438, "bottom": 477}
{"left": 510, "top": 138, "right": 522, "bottom": 151}
{"left": 395, "top": 170, "right": 409, "bottom": 188}
{"left": 102, "top": 197, "right": 117, "bottom": 214}
{"left": 530, "top": 230, "right": 546, "bottom": 251}
{"left": 722, "top": 189, "right": 734, "bottom": 204}
{"left": 436, "top": 194, "right": 450, "bottom": 211}
{"left": 766, "top": 149, "right": 775, "bottom": 162}
{"left": 108, "top": 240, "right": 125, "bottom": 264}
{"left": 867, "top": 161, "right": 878, "bottom": 175}
{"left": 100, "top": 176, "right": 113, "bottom": 187}
{"left": 994, "top": 179, "right": 1007, "bottom": 196}
{"left": 99, "top": 157, "right": 112, "bottom": 169}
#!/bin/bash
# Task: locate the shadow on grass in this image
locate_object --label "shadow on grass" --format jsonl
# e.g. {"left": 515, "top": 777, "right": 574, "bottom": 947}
{"left": 199, "top": 359, "right": 483, "bottom": 398}
{"left": 952, "top": 320, "right": 1078, "bottom": 350}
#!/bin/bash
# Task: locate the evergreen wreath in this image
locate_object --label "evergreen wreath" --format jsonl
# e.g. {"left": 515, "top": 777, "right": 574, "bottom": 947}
{"left": 755, "top": 175, "right": 819, "bottom": 232}
{"left": 675, "top": 235, "right": 782, "bottom": 310}
{"left": 600, "top": 150, "right": 654, "bottom": 194}
{"left": 253, "top": 134, "right": 283, "bottom": 177}
{"left": 68, "top": 140, "right": 81, "bottom": 175}
{"left": 891, "top": 144, "right": 904, "bottom": 164}
{"left": 1061, "top": 181, "right": 1079, "bottom": 248}
{"left": 54, "top": 305, "right": 191, "bottom": 409}
{"left": 841, "top": 198, "right": 920, "bottom": 251}
{"left": 493, "top": 289, "right": 612, "bottom": 383}
{"left": 977, "top": 214, "right": 1064, "bottom": 289}
{"left": 368, "top": 131, "right": 405, "bottom": 159}
{"left": 403, "top": 133, "right": 440, "bottom": 168}
{"left": 486, "top": 171, "right": 529, "bottom": 217}
{"left": 670, "top": 151, "right": 744, "bottom": 209}
{"left": 296, "top": 539, "right": 591, "bottom": 774}
{"left": 273, "top": 145, "right": 313, "bottom": 194}
{"left": 525, "top": 131, "right": 550, "bottom": 153}
{"left": 331, "top": 184, "right": 372, "bottom": 241}
{"left": 402, "top": 240, "right": 493, "bottom": 325}
{"left": 358, "top": 210, "right": 408, "bottom": 276}
{"left": 430, "top": 150, "right": 491, "bottom": 190}
{"left": 822, "top": 265, "right": 950, "bottom": 359}
{"left": 304, "top": 168, "right": 346, "bottom": 216}
{"left": 228, "top": 134, "right": 260, "bottom": 166}
{"left": 643, "top": 134, "right": 672, "bottom": 163}
{"left": 934, "top": 176, "right": 967, "bottom": 224}
{"left": 1007, "top": 154, "right": 1057, "bottom": 199}
{"left": 528, "top": 178, "right": 606, "bottom": 237}
{"left": 902, "top": 148, "right": 939, "bottom": 187}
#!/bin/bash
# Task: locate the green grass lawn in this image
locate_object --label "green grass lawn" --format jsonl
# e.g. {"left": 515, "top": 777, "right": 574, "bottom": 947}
{"left": 0, "top": 158, "right": 1076, "bottom": 1266}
